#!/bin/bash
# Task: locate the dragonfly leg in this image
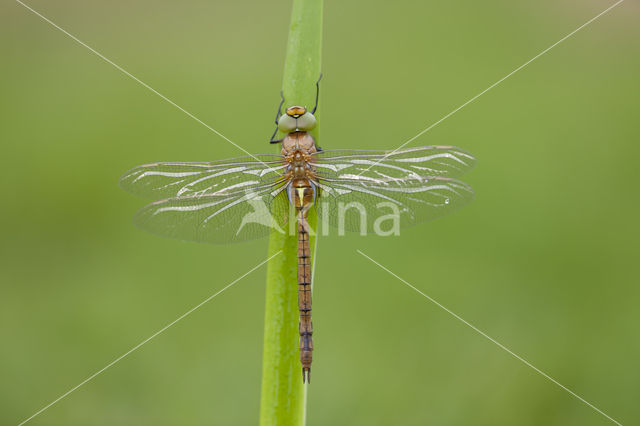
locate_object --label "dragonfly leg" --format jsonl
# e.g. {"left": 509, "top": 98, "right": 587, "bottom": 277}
{"left": 311, "top": 73, "right": 322, "bottom": 114}
{"left": 269, "top": 128, "right": 282, "bottom": 144}
{"left": 274, "top": 90, "right": 285, "bottom": 124}
{"left": 269, "top": 91, "right": 286, "bottom": 144}
{"left": 311, "top": 73, "right": 322, "bottom": 150}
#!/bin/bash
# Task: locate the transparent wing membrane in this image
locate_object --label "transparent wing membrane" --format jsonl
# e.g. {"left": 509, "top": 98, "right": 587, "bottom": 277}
{"left": 314, "top": 175, "right": 474, "bottom": 234}
{"left": 312, "top": 146, "right": 475, "bottom": 179}
{"left": 119, "top": 155, "right": 285, "bottom": 199}
{"left": 133, "top": 186, "right": 291, "bottom": 244}
{"left": 122, "top": 145, "right": 475, "bottom": 242}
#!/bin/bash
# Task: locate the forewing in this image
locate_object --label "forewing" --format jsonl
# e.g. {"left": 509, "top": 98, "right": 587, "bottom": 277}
{"left": 120, "top": 155, "right": 285, "bottom": 200}
{"left": 311, "top": 146, "right": 475, "bottom": 180}
{"left": 133, "top": 184, "right": 292, "bottom": 244}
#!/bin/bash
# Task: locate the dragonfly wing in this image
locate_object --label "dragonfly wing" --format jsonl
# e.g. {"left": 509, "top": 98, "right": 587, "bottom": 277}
{"left": 120, "top": 155, "right": 285, "bottom": 200}
{"left": 314, "top": 176, "right": 474, "bottom": 234}
{"left": 132, "top": 184, "right": 292, "bottom": 244}
{"left": 312, "top": 146, "right": 476, "bottom": 179}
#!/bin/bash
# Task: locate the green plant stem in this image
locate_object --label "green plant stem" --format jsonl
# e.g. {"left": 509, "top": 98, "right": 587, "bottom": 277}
{"left": 259, "top": 0, "right": 322, "bottom": 425}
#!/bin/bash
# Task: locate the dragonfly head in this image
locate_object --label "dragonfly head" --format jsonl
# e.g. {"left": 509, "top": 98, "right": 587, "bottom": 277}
{"left": 286, "top": 106, "right": 307, "bottom": 118}
{"left": 278, "top": 106, "right": 317, "bottom": 133}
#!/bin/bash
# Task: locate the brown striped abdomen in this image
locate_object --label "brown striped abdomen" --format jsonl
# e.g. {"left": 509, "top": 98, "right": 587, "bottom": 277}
{"left": 297, "top": 209, "right": 313, "bottom": 383}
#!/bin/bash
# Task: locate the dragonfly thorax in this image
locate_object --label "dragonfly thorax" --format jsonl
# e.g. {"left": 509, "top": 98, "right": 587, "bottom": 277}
{"left": 282, "top": 131, "right": 317, "bottom": 155}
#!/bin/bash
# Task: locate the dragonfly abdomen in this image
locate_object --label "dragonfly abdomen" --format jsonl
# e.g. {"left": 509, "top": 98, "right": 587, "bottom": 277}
{"left": 297, "top": 204, "right": 313, "bottom": 383}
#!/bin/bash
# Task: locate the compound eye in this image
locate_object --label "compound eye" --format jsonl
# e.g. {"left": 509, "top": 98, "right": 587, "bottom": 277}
{"left": 278, "top": 114, "right": 297, "bottom": 132}
{"left": 295, "top": 112, "right": 317, "bottom": 131}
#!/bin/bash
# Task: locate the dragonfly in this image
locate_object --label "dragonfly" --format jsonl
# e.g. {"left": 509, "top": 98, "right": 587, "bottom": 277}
{"left": 120, "top": 86, "right": 476, "bottom": 383}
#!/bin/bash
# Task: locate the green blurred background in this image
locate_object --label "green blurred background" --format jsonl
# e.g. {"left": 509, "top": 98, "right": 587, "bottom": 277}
{"left": 1, "top": 0, "right": 639, "bottom": 424}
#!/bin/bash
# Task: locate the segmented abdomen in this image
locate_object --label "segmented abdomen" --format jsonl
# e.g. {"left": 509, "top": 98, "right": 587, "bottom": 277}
{"left": 297, "top": 209, "right": 313, "bottom": 383}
